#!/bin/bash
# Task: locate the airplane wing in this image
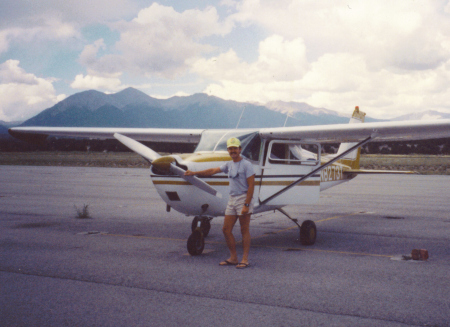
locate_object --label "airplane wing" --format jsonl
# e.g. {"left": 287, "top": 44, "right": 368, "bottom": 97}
{"left": 260, "top": 119, "right": 450, "bottom": 143}
{"left": 9, "top": 119, "right": 450, "bottom": 145}
{"left": 8, "top": 127, "right": 204, "bottom": 144}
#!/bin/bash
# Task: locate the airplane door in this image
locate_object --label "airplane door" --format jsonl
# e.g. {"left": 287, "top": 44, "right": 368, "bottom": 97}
{"left": 258, "top": 140, "right": 321, "bottom": 205}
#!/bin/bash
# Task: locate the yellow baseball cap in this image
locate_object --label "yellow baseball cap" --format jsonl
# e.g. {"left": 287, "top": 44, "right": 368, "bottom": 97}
{"left": 226, "top": 137, "right": 241, "bottom": 148}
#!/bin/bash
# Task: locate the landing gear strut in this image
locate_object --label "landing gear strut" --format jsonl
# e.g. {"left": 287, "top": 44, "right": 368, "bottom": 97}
{"left": 191, "top": 216, "right": 212, "bottom": 237}
{"left": 187, "top": 216, "right": 213, "bottom": 256}
{"left": 276, "top": 208, "right": 317, "bottom": 246}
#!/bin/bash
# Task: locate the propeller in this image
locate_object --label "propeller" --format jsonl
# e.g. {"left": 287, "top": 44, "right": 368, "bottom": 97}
{"left": 114, "top": 132, "right": 161, "bottom": 162}
{"left": 114, "top": 133, "right": 221, "bottom": 198}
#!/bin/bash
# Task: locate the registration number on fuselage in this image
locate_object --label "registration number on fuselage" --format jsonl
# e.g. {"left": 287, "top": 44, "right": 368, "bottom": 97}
{"left": 320, "top": 165, "right": 343, "bottom": 182}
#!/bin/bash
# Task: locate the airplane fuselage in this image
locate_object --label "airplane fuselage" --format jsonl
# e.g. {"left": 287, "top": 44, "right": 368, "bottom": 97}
{"left": 150, "top": 149, "right": 355, "bottom": 217}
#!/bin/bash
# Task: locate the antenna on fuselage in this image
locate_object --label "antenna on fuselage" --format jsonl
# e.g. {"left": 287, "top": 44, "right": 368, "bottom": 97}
{"left": 283, "top": 113, "right": 290, "bottom": 127}
{"left": 235, "top": 106, "right": 246, "bottom": 129}
{"left": 283, "top": 112, "right": 302, "bottom": 127}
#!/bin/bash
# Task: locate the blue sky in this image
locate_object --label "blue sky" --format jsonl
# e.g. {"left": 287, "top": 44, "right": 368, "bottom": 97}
{"left": 1, "top": 0, "right": 450, "bottom": 122}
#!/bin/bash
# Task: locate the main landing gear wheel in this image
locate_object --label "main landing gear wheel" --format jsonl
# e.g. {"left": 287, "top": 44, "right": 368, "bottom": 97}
{"left": 191, "top": 216, "right": 212, "bottom": 237}
{"left": 187, "top": 229, "right": 205, "bottom": 256}
{"left": 300, "top": 220, "right": 317, "bottom": 246}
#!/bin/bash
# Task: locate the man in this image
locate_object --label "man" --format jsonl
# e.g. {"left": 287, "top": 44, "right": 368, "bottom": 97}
{"left": 184, "top": 137, "right": 255, "bottom": 269}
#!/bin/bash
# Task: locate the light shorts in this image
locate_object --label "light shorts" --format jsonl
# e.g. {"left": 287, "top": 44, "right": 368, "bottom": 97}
{"left": 225, "top": 193, "right": 254, "bottom": 216}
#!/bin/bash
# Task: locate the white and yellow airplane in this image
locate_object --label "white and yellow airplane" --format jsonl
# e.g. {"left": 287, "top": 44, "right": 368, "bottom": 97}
{"left": 9, "top": 107, "right": 450, "bottom": 255}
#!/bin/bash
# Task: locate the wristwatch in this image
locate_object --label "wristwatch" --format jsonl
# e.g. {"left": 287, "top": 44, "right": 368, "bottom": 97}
{"left": 244, "top": 203, "right": 250, "bottom": 207}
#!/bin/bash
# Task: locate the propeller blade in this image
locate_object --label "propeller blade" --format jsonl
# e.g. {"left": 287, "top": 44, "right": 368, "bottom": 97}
{"left": 169, "top": 164, "right": 222, "bottom": 198}
{"left": 114, "top": 133, "right": 161, "bottom": 162}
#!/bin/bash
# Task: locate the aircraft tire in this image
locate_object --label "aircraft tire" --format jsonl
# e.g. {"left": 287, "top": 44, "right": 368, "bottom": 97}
{"left": 201, "top": 220, "right": 211, "bottom": 237}
{"left": 300, "top": 220, "right": 317, "bottom": 246}
{"left": 187, "top": 230, "right": 205, "bottom": 256}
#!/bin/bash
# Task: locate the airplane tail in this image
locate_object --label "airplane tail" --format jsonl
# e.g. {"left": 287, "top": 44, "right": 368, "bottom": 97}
{"left": 335, "top": 106, "right": 366, "bottom": 169}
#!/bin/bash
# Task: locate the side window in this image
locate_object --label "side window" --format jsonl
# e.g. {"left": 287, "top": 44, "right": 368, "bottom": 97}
{"left": 268, "top": 142, "right": 319, "bottom": 165}
{"left": 269, "top": 143, "right": 289, "bottom": 161}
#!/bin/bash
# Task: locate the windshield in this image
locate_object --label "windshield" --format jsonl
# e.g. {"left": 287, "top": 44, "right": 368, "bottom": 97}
{"left": 195, "top": 130, "right": 262, "bottom": 161}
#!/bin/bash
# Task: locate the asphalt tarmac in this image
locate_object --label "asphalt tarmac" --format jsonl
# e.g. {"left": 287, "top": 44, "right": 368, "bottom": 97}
{"left": 1, "top": 165, "right": 449, "bottom": 327}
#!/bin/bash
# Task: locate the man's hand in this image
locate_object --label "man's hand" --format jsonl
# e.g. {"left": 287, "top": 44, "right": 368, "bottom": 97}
{"left": 241, "top": 205, "right": 249, "bottom": 215}
{"left": 184, "top": 170, "right": 196, "bottom": 176}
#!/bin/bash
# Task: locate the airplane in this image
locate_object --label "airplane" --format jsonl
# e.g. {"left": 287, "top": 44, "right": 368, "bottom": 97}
{"left": 9, "top": 107, "right": 450, "bottom": 255}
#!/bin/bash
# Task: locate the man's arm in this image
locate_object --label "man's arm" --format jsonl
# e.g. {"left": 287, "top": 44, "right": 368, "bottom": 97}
{"left": 241, "top": 174, "right": 255, "bottom": 215}
{"left": 184, "top": 167, "right": 222, "bottom": 176}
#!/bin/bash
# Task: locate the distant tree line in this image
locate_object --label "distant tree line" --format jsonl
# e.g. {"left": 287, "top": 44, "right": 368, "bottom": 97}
{"left": 0, "top": 136, "right": 196, "bottom": 154}
{"left": 1, "top": 135, "right": 450, "bottom": 155}
{"left": 313, "top": 138, "right": 450, "bottom": 155}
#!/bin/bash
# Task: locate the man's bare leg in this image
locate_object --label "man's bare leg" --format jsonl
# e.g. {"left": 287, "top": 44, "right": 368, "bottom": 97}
{"left": 237, "top": 214, "right": 251, "bottom": 266}
{"left": 221, "top": 214, "right": 239, "bottom": 264}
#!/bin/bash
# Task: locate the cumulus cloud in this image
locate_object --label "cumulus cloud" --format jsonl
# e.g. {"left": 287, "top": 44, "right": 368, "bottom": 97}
{"left": 196, "top": 0, "right": 450, "bottom": 118}
{"left": 78, "top": 3, "right": 234, "bottom": 80}
{"left": 70, "top": 73, "right": 124, "bottom": 91}
{"left": 2, "top": 1, "right": 450, "bottom": 120}
{"left": 0, "top": 60, "right": 65, "bottom": 121}
{"left": 232, "top": 0, "right": 450, "bottom": 72}
{"left": 192, "top": 35, "right": 308, "bottom": 83}
{"left": 201, "top": 49, "right": 450, "bottom": 118}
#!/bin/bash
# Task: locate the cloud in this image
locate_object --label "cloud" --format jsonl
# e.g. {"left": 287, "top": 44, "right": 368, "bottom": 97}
{"left": 232, "top": 0, "right": 450, "bottom": 72}
{"left": 194, "top": 34, "right": 450, "bottom": 118}
{"left": 0, "top": 60, "right": 65, "bottom": 121}
{"left": 195, "top": 0, "right": 450, "bottom": 118}
{"left": 0, "top": 18, "right": 80, "bottom": 54}
{"left": 2, "top": 1, "right": 450, "bottom": 120}
{"left": 70, "top": 73, "right": 123, "bottom": 91}
{"left": 78, "top": 3, "right": 234, "bottom": 80}
{"left": 201, "top": 50, "right": 450, "bottom": 118}
{"left": 192, "top": 35, "right": 309, "bottom": 83}
{"left": 0, "top": 0, "right": 142, "bottom": 28}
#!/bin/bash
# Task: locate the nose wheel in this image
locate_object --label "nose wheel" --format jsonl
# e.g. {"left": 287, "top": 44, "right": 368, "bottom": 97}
{"left": 187, "top": 229, "right": 204, "bottom": 255}
{"left": 187, "top": 216, "right": 213, "bottom": 256}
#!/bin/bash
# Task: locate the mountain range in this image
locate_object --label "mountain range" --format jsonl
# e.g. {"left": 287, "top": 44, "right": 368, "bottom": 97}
{"left": 17, "top": 87, "right": 355, "bottom": 130}
{"left": 2, "top": 87, "right": 449, "bottom": 135}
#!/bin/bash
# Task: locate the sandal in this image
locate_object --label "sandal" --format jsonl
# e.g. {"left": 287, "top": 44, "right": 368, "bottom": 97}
{"left": 236, "top": 262, "right": 250, "bottom": 269}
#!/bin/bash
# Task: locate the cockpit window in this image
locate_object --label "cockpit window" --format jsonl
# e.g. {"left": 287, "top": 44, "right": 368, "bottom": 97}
{"left": 195, "top": 130, "right": 262, "bottom": 161}
{"left": 268, "top": 142, "right": 319, "bottom": 165}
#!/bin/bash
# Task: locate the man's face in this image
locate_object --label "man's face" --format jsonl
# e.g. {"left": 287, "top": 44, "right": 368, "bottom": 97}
{"left": 227, "top": 146, "right": 241, "bottom": 159}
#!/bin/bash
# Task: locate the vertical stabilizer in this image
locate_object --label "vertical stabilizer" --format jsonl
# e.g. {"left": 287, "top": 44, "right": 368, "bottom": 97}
{"left": 336, "top": 106, "right": 366, "bottom": 169}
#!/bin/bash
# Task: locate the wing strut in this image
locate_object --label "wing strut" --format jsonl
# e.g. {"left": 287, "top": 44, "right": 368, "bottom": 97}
{"left": 259, "top": 136, "right": 372, "bottom": 206}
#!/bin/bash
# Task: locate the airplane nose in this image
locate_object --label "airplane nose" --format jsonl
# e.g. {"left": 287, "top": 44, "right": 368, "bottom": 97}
{"left": 152, "top": 156, "right": 176, "bottom": 173}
